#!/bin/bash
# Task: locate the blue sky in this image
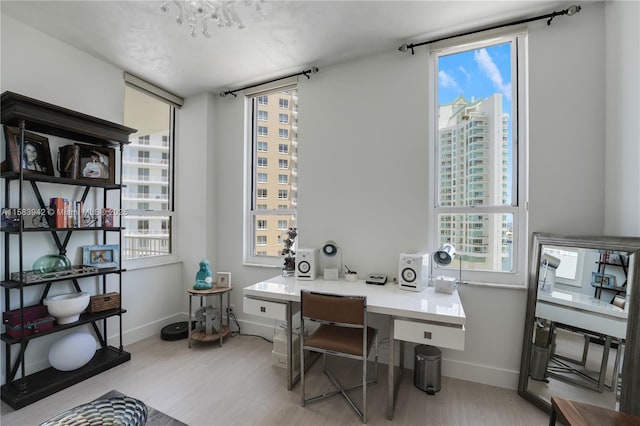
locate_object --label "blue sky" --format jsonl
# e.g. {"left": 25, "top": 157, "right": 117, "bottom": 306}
{"left": 437, "top": 42, "right": 512, "bottom": 115}
{"left": 437, "top": 41, "right": 514, "bottom": 206}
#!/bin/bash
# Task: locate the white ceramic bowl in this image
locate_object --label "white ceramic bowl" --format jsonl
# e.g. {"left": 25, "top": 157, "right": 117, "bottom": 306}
{"left": 44, "top": 292, "right": 90, "bottom": 324}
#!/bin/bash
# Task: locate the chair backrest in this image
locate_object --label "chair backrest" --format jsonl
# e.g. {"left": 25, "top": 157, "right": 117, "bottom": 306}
{"left": 301, "top": 291, "right": 366, "bottom": 326}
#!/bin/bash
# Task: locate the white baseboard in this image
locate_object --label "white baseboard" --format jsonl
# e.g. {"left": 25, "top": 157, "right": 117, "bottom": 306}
{"left": 119, "top": 313, "right": 188, "bottom": 346}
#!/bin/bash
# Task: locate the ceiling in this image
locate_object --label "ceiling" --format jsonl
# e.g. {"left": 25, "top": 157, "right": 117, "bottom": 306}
{"left": 1, "top": 0, "right": 571, "bottom": 98}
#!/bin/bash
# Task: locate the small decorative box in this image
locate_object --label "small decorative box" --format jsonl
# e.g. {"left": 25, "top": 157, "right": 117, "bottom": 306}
{"left": 6, "top": 316, "right": 55, "bottom": 338}
{"left": 3, "top": 304, "right": 49, "bottom": 326}
{"left": 433, "top": 276, "right": 457, "bottom": 294}
{"left": 89, "top": 292, "right": 120, "bottom": 313}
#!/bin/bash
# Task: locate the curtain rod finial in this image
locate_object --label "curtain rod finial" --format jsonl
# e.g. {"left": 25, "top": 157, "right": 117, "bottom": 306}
{"left": 398, "top": 43, "right": 409, "bottom": 52}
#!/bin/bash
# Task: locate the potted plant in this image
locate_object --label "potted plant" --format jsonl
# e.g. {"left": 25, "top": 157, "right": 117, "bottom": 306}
{"left": 281, "top": 227, "right": 297, "bottom": 276}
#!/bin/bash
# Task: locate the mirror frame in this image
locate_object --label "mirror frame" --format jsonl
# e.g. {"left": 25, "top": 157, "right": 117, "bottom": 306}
{"left": 518, "top": 232, "right": 640, "bottom": 415}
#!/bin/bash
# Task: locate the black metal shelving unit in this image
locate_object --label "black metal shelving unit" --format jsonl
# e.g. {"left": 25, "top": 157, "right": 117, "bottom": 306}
{"left": 1, "top": 91, "right": 136, "bottom": 409}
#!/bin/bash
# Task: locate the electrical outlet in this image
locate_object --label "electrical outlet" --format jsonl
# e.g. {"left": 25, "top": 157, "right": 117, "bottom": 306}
{"left": 229, "top": 304, "right": 236, "bottom": 314}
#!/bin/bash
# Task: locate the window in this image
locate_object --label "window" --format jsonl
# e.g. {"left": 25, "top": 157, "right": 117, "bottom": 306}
{"left": 431, "top": 33, "right": 526, "bottom": 284}
{"left": 258, "top": 110, "right": 268, "bottom": 121}
{"left": 123, "top": 84, "right": 176, "bottom": 261}
{"left": 257, "top": 141, "right": 268, "bottom": 152}
{"left": 246, "top": 84, "right": 298, "bottom": 265}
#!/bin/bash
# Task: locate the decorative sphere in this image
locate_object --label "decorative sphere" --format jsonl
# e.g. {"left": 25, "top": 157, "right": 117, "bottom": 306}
{"left": 48, "top": 332, "right": 96, "bottom": 371}
{"left": 33, "top": 254, "right": 71, "bottom": 274}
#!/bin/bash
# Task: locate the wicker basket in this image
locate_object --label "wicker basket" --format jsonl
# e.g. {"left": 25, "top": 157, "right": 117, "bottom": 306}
{"left": 89, "top": 292, "right": 120, "bottom": 313}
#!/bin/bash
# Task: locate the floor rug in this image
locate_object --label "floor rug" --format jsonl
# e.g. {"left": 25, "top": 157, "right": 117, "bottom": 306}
{"left": 40, "top": 390, "right": 188, "bottom": 426}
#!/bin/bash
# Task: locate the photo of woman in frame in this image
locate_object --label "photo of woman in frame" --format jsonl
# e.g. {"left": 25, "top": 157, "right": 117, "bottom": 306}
{"left": 3, "top": 126, "right": 54, "bottom": 176}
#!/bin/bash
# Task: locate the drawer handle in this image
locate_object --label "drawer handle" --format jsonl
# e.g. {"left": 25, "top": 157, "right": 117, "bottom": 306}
{"left": 424, "top": 331, "right": 432, "bottom": 339}
{"left": 260, "top": 306, "right": 266, "bottom": 313}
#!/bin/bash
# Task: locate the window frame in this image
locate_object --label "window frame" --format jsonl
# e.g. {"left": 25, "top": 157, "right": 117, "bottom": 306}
{"left": 122, "top": 84, "right": 178, "bottom": 267}
{"left": 428, "top": 31, "right": 528, "bottom": 286}
{"left": 244, "top": 81, "right": 298, "bottom": 267}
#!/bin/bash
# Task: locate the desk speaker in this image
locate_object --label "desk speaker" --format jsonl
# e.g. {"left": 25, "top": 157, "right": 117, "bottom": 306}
{"left": 398, "top": 253, "right": 429, "bottom": 292}
{"left": 296, "top": 248, "right": 318, "bottom": 280}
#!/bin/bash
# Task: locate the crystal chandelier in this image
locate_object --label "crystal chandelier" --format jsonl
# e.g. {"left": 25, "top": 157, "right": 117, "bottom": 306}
{"left": 161, "top": 1, "right": 263, "bottom": 38}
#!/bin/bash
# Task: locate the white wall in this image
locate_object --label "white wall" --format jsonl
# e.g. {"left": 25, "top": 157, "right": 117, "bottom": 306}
{"left": 0, "top": 15, "right": 185, "bottom": 384}
{"left": 604, "top": 1, "right": 640, "bottom": 236}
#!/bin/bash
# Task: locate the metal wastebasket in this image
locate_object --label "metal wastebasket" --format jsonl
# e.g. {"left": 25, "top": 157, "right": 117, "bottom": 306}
{"left": 414, "top": 344, "right": 441, "bottom": 394}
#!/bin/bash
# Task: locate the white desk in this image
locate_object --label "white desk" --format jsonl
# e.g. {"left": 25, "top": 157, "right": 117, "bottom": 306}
{"left": 536, "top": 289, "right": 627, "bottom": 339}
{"left": 243, "top": 275, "right": 466, "bottom": 420}
{"left": 536, "top": 289, "right": 627, "bottom": 391}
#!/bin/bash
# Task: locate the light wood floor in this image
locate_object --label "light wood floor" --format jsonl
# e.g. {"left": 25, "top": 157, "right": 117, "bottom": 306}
{"left": 1, "top": 334, "right": 549, "bottom": 425}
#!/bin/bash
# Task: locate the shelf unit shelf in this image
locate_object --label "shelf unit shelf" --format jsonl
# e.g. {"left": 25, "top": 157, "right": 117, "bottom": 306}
{"left": 1, "top": 91, "right": 136, "bottom": 409}
{"left": 0, "top": 347, "right": 131, "bottom": 409}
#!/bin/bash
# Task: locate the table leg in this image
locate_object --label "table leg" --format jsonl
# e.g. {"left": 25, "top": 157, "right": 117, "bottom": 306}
{"left": 219, "top": 293, "right": 223, "bottom": 348}
{"left": 287, "top": 301, "right": 294, "bottom": 391}
{"left": 188, "top": 293, "right": 192, "bottom": 349}
{"left": 387, "top": 315, "right": 395, "bottom": 420}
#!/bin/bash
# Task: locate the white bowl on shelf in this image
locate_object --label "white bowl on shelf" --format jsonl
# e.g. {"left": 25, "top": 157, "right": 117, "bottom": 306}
{"left": 44, "top": 292, "right": 90, "bottom": 324}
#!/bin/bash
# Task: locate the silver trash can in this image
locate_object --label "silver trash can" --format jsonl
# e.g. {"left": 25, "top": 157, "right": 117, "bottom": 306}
{"left": 414, "top": 344, "right": 441, "bottom": 394}
{"left": 529, "top": 345, "right": 550, "bottom": 381}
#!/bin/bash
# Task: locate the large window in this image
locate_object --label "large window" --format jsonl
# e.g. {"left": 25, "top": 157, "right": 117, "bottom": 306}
{"left": 123, "top": 84, "right": 176, "bottom": 261}
{"left": 246, "top": 84, "right": 298, "bottom": 265}
{"left": 431, "top": 33, "right": 526, "bottom": 284}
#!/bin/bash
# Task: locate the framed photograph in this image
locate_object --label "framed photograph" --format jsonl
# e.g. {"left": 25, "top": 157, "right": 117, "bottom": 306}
{"left": 82, "top": 244, "right": 120, "bottom": 269}
{"left": 216, "top": 272, "right": 231, "bottom": 288}
{"left": 592, "top": 272, "right": 616, "bottom": 288}
{"left": 76, "top": 144, "right": 115, "bottom": 184}
{"left": 3, "top": 126, "right": 54, "bottom": 176}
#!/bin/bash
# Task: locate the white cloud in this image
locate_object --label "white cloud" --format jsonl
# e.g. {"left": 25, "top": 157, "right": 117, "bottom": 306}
{"left": 474, "top": 48, "right": 511, "bottom": 101}
{"left": 458, "top": 66, "right": 471, "bottom": 82}
{"left": 438, "top": 70, "right": 459, "bottom": 91}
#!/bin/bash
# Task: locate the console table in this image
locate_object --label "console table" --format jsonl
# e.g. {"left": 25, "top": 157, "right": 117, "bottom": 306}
{"left": 243, "top": 275, "right": 466, "bottom": 420}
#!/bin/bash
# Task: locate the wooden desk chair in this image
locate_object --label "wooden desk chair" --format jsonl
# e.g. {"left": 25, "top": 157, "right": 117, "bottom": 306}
{"left": 300, "top": 291, "right": 378, "bottom": 423}
{"left": 550, "top": 396, "right": 640, "bottom": 426}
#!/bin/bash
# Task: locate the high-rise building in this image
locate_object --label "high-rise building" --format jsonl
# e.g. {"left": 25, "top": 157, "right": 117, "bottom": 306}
{"left": 121, "top": 132, "right": 171, "bottom": 259}
{"left": 437, "top": 94, "right": 510, "bottom": 270}
{"left": 253, "top": 89, "right": 298, "bottom": 257}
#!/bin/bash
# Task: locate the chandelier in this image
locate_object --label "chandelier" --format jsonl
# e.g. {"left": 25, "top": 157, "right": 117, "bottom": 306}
{"left": 161, "top": 1, "right": 263, "bottom": 38}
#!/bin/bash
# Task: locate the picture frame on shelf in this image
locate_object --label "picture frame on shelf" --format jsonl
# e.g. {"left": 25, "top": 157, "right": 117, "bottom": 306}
{"left": 216, "top": 272, "right": 231, "bottom": 288}
{"left": 76, "top": 144, "right": 115, "bottom": 184}
{"left": 3, "top": 125, "right": 55, "bottom": 176}
{"left": 82, "top": 244, "right": 120, "bottom": 269}
{"left": 592, "top": 271, "right": 617, "bottom": 288}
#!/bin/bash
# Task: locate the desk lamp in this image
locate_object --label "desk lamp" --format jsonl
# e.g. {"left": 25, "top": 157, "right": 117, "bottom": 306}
{"left": 433, "top": 244, "right": 462, "bottom": 293}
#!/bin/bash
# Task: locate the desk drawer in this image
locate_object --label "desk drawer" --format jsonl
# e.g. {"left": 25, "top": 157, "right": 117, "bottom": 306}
{"left": 243, "top": 297, "right": 287, "bottom": 321}
{"left": 394, "top": 319, "right": 465, "bottom": 350}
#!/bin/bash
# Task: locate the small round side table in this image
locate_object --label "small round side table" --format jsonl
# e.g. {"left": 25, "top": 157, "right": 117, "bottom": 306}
{"left": 187, "top": 286, "right": 232, "bottom": 348}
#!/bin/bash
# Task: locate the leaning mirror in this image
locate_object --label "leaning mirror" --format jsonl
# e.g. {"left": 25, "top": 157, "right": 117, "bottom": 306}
{"left": 518, "top": 233, "right": 640, "bottom": 415}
